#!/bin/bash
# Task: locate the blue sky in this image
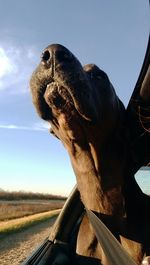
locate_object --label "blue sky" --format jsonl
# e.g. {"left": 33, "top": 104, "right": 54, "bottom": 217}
{"left": 0, "top": 1, "right": 149, "bottom": 195}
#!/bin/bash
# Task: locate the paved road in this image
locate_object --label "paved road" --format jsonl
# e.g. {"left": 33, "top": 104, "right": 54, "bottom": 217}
{"left": 0, "top": 217, "right": 56, "bottom": 265}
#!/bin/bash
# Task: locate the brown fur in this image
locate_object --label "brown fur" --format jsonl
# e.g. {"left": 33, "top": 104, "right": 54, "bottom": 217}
{"left": 30, "top": 44, "right": 150, "bottom": 264}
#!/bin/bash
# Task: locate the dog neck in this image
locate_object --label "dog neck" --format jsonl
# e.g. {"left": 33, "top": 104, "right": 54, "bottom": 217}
{"left": 67, "top": 133, "right": 126, "bottom": 217}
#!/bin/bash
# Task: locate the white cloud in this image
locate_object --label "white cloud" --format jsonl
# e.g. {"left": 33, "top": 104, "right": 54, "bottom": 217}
{"left": 0, "top": 44, "right": 39, "bottom": 94}
{"left": 32, "top": 121, "right": 50, "bottom": 131}
{"left": 0, "top": 121, "right": 50, "bottom": 132}
{"left": 0, "top": 47, "right": 16, "bottom": 78}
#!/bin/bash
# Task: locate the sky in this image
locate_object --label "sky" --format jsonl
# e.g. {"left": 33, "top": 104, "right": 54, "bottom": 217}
{"left": 0, "top": 1, "right": 149, "bottom": 196}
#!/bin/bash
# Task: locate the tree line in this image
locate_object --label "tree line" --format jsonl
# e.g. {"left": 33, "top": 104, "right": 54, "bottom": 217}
{"left": 0, "top": 189, "right": 67, "bottom": 201}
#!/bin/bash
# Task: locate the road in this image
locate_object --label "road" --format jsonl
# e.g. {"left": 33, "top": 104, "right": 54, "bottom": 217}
{"left": 0, "top": 217, "right": 56, "bottom": 265}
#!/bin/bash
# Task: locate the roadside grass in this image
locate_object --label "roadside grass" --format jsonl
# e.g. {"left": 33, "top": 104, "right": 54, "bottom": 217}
{"left": 0, "top": 200, "right": 65, "bottom": 221}
{"left": 0, "top": 209, "right": 61, "bottom": 236}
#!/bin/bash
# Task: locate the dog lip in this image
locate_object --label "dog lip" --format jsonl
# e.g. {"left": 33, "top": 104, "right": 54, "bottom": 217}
{"left": 44, "top": 82, "right": 75, "bottom": 112}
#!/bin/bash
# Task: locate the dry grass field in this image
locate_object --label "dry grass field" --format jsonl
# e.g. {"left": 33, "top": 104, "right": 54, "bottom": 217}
{"left": 0, "top": 200, "right": 64, "bottom": 221}
{"left": 0, "top": 191, "right": 66, "bottom": 236}
{"left": 0, "top": 204, "right": 62, "bottom": 265}
{"left": 0, "top": 191, "right": 65, "bottom": 264}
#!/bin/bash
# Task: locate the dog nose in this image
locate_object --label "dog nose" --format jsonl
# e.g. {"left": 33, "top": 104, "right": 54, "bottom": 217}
{"left": 55, "top": 49, "right": 73, "bottom": 62}
{"left": 41, "top": 44, "right": 73, "bottom": 66}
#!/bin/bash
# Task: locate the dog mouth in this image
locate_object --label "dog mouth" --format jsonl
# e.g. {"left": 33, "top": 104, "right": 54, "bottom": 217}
{"left": 43, "top": 81, "right": 76, "bottom": 116}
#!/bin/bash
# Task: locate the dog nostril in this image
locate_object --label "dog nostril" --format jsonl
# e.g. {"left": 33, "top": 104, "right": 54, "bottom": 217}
{"left": 42, "top": 50, "right": 50, "bottom": 62}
